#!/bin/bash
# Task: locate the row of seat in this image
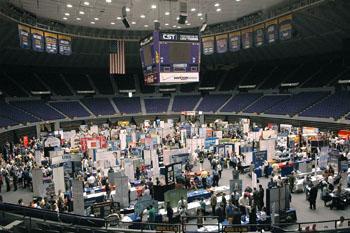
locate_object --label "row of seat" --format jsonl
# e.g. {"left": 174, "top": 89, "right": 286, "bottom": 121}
{"left": 1, "top": 91, "right": 350, "bottom": 128}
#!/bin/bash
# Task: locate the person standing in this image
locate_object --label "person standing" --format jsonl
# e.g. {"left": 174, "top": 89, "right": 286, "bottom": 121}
{"left": 216, "top": 203, "right": 225, "bottom": 223}
{"left": 210, "top": 193, "right": 217, "bottom": 215}
{"left": 258, "top": 185, "right": 264, "bottom": 210}
{"left": 288, "top": 172, "right": 296, "bottom": 193}
{"left": 166, "top": 202, "right": 173, "bottom": 223}
{"left": 309, "top": 184, "right": 318, "bottom": 210}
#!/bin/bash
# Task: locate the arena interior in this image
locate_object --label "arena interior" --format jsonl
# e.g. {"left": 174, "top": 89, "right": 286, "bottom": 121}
{"left": 0, "top": 0, "right": 350, "bottom": 232}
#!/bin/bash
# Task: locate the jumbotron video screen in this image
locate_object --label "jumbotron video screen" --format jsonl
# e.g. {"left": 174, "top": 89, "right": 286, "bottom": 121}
{"left": 140, "top": 31, "right": 200, "bottom": 85}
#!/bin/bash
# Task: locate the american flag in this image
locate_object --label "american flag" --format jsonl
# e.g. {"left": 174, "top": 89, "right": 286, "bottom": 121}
{"left": 109, "top": 40, "right": 125, "bottom": 74}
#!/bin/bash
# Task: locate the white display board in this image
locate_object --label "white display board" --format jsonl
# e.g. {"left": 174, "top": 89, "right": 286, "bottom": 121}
{"left": 32, "top": 168, "right": 43, "bottom": 197}
{"left": 95, "top": 150, "right": 117, "bottom": 174}
{"left": 144, "top": 149, "right": 152, "bottom": 166}
{"left": 260, "top": 139, "right": 276, "bottom": 161}
{"left": 119, "top": 131, "right": 127, "bottom": 150}
{"left": 52, "top": 166, "right": 65, "bottom": 194}
{"left": 152, "top": 152, "right": 160, "bottom": 178}
{"left": 72, "top": 179, "right": 84, "bottom": 215}
{"left": 124, "top": 158, "right": 135, "bottom": 181}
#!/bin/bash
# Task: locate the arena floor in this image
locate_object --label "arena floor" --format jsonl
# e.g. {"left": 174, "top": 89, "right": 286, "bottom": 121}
{"left": 1, "top": 160, "right": 347, "bottom": 231}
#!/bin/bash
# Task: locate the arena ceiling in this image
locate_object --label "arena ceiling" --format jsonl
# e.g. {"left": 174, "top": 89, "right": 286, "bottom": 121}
{"left": 9, "top": 0, "right": 285, "bottom": 30}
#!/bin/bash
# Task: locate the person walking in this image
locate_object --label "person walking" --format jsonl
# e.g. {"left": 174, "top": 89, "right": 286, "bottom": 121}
{"left": 166, "top": 202, "right": 173, "bottom": 223}
{"left": 210, "top": 193, "right": 217, "bottom": 215}
{"left": 309, "top": 184, "right": 318, "bottom": 210}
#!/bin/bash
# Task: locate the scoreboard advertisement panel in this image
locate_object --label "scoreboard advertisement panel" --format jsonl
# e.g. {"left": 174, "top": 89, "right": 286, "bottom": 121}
{"left": 140, "top": 31, "right": 200, "bottom": 85}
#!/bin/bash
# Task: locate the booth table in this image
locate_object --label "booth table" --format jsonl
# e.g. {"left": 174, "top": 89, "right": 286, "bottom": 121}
{"left": 187, "top": 189, "right": 212, "bottom": 202}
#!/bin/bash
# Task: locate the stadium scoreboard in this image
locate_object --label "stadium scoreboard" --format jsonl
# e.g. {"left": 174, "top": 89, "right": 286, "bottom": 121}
{"left": 140, "top": 31, "right": 200, "bottom": 85}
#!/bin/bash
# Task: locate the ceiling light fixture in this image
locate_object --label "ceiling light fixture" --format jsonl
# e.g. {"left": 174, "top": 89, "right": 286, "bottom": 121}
{"left": 106, "top": 0, "right": 111, "bottom": 3}
{"left": 165, "top": 12, "right": 170, "bottom": 16}
{"left": 64, "top": 13, "right": 70, "bottom": 16}
{"left": 191, "top": 8, "right": 196, "bottom": 12}
{"left": 131, "top": 21, "right": 136, "bottom": 24}
{"left": 140, "top": 14, "right": 145, "bottom": 18}
{"left": 79, "top": 11, "right": 85, "bottom": 15}
{"left": 110, "top": 22, "right": 115, "bottom": 25}
{"left": 172, "top": 25, "right": 177, "bottom": 28}
{"left": 144, "top": 24, "right": 149, "bottom": 27}
{"left": 186, "top": 23, "right": 191, "bottom": 26}
{"left": 153, "top": 19, "right": 159, "bottom": 22}
{"left": 216, "top": 8, "right": 221, "bottom": 12}
{"left": 83, "top": 1, "right": 89, "bottom": 6}
{"left": 214, "top": 3, "right": 220, "bottom": 7}
{"left": 117, "top": 16, "right": 122, "bottom": 20}
{"left": 151, "top": 4, "right": 157, "bottom": 9}
{"left": 76, "top": 17, "right": 81, "bottom": 20}
{"left": 165, "top": 23, "right": 169, "bottom": 26}
{"left": 63, "top": 17, "right": 68, "bottom": 20}
{"left": 197, "top": 13, "right": 202, "bottom": 17}
{"left": 94, "top": 17, "right": 99, "bottom": 20}
{"left": 66, "top": 4, "right": 72, "bottom": 8}
{"left": 125, "top": 7, "right": 130, "bottom": 12}
{"left": 90, "top": 21, "right": 95, "bottom": 24}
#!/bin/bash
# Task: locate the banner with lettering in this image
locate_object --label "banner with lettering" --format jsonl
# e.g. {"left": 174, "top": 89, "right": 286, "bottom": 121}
{"left": 202, "top": 36, "right": 214, "bottom": 55}
{"left": 18, "top": 24, "right": 31, "bottom": 49}
{"left": 31, "top": 28, "right": 45, "bottom": 52}
{"left": 265, "top": 19, "right": 278, "bottom": 43}
{"left": 58, "top": 34, "right": 72, "bottom": 55}
{"left": 241, "top": 28, "right": 253, "bottom": 49}
{"left": 44, "top": 32, "right": 58, "bottom": 54}
{"left": 229, "top": 31, "right": 241, "bottom": 52}
{"left": 279, "top": 14, "right": 293, "bottom": 40}
{"left": 215, "top": 34, "right": 228, "bottom": 53}
{"left": 254, "top": 24, "right": 265, "bottom": 47}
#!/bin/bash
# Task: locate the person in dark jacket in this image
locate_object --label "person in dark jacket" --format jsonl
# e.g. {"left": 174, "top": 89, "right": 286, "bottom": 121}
{"left": 232, "top": 207, "right": 241, "bottom": 224}
{"left": 166, "top": 202, "right": 173, "bottom": 223}
{"left": 309, "top": 184, "right": 318, "bottom": 210}
{"left": 216, "top": 204, "right": 225, "bottom": 223}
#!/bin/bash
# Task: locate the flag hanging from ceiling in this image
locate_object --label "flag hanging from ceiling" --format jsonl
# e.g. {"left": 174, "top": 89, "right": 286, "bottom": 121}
{"left": 109, "top": 40, "right": 125, "bottom": 74}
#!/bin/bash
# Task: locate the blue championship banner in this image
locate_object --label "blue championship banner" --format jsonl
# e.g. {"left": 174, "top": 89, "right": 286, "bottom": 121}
{"left": 228, "top": 31, "right": 241, "bottom": 52}
{"left": 278, "top": 14, "right": 293, "bottom": 41}
{"left": 58, "top": 34, "right": 72, "bottom": 55}
{"left": 202, "top": 36, "right": 214, "bottom": 55}
{"left": 265, "top": 19, "right": 278, "bottom": 43}
{"left": 215, "top": 34, "right": 228, "bottom": 53}
{"left": 241, "top": 28, "right": 253, "bottom": 49}
{"left": 44, "top": 32, "right": 58, "bottom": 54}
{"left": 18, "top": 24, "right": 31, "bottom": 49}
{"left": 253, "top": 24, "right": 265, "bottom": 47}
{"left": 30, "top": 28, "right": 44, "bottom": 52}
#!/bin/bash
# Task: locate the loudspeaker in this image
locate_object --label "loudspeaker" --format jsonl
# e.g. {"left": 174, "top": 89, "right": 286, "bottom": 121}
{"left": 122, "top": 6, "right": 127, "bottom": 18}
{"left": 178, "top": 15, "right": 187, "bottom": 24}
{"left": 122, "top": 18, "right": 130, "bottom": 28}
{"left": 178, "top": 0, "right": 187, "bottom": 24}
{"left": 154, "top": 21, "right": 160, "bottom": 30}
{"left": 179, "top": 1, "right": 187, "bottom": 13}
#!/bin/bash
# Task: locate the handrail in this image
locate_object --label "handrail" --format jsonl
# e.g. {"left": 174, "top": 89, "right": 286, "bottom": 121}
{"left": 1, "top": 203, "right": 350, "bottom": 233}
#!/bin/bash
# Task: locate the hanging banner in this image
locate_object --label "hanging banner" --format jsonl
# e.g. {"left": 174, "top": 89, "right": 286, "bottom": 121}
{"left": 265, "top": 19, "right": 278, "bottom": 43}
{"left": 58, "top": 34, "right": 72, "bottom": 55}
{"left": 215, "top": 34, "right": 228, "bottom": 53}
{"left": 229, "top": 31, "right": 241, "bottom": 52}
{"left": 278, "top": 14, "right": 293, "bottom": 41}
{"left": 254, "top": 24, "right": 265, "bottom": 47}
{"left": 202, "top": 36, "right": 214, "bottom": 55}
{"left": 18, "top": 24, "right": 31, "bottom": 49}
{"left": 241, "top": 28, "right": 253, "bottom": 49}
{"left": 44, "top": 32, "right": 58, "bottom": 54}
{"left": 31, "top": 28, "right": 45, "bottom": 52}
